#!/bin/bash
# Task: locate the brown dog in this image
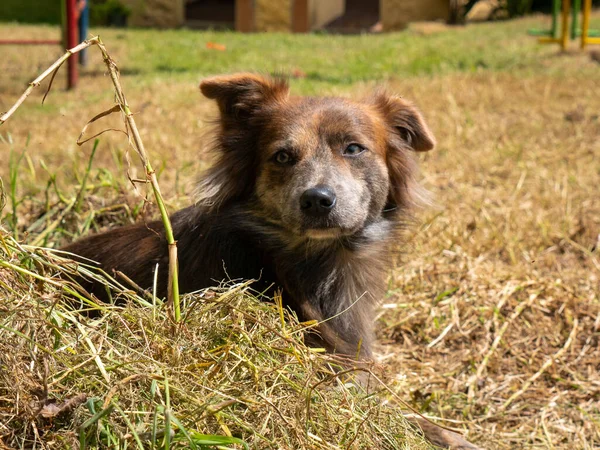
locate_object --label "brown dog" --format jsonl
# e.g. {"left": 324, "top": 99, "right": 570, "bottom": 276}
{"left": 64, "top": 73, "right": 433, "bottom": 358}
{"left": 64, "top": 74, "right": 482, "bottom": 449}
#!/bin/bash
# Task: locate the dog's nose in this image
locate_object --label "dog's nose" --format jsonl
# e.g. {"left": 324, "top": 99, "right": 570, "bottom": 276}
{"left": 300, "top": 185, "right": 337, "bottom": 216}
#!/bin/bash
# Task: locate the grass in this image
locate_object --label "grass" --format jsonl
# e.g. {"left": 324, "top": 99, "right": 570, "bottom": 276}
{"left": 0, "top": 232, "right": 430, "bottom": 449}
{"left": 1, "top": 12, "right": 600, "bottom": 449}
{"left": 0, "top": 0, "right": 61, "bottom": 25}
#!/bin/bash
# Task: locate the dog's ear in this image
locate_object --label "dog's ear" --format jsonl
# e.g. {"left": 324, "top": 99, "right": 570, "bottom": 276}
{"left": 200, "top": 73, "right": 289, "bottom": 119}
{"left": 373, "top": 92, "right": 435, "bottom": 152}
{"left": 372, "top": 92, "right": 434, "bottom": 212}
{"left": 196, "top": 74, "right": 289, "bottom": 210}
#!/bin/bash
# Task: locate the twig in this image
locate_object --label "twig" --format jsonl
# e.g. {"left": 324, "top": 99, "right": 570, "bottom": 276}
{"left": 499, "top": 318, "right": 578, "bottom": 412}
{"left": 427, "top": 322, "right": 454, "bottom": 348}
{"left": 0, "top": 38, "right": 98, "bottom": 124}
{"left": 0, "top": 36, "right": 181, "bottom": 321}
{"left": 115, "top": 270, "right": 154, "bottom": 301}
{"left": 73, "top": 321, "right": 111, "bottom": 384}
{"left": 94, "top": 38, "right": 180, "bottom": 321}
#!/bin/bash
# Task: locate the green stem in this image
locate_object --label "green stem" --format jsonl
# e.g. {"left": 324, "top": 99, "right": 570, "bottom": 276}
{"left": 75, "top": 139, "right": 99, "bottom": 213}
{"left": 97, "top": 38, "right": 181, "bottom": 322}
{"left": 0, "top": 35, "right": 181, "bottom": 322}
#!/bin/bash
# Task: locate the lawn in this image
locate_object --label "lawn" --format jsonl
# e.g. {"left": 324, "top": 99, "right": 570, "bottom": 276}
{"left": 1, "top": 13, "right": 599, "bottom": 449}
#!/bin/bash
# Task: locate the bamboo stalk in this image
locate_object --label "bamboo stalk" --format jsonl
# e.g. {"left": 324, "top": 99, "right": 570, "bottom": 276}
{"left": 0, "top": 36, "right": 181, "bottom": 321}
{"left": 95, "top": 38, "right": 180, "bottom": 321}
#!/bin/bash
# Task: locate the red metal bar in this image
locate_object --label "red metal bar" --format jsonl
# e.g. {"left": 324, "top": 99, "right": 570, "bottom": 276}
{"left": 0, "top": 40, "right": 62, "bottom": 45}
{"left": 65, "top": 0, "right": 79, "bottom": 89}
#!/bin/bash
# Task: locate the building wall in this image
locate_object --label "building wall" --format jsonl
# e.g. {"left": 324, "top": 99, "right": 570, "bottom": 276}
{"left": 381, "top": 0, "right": 449, "bottom": 30}
{"left": 308, "top": 0, "right": 345, "bottom": 30}
{"left": 122, "top": 0, "right": 184, "bottom": 28}
{"left": 255, "top": 0, "right": 292, "bottom": 32}
{"left": 114, "top": 0, "right": 447, "bottom": 32}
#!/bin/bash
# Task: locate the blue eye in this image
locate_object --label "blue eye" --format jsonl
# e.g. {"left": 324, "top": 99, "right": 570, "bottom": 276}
{"left": 343, "top": 143, "right": 366, "bottom": 156}
{"left": 274, "top": 150, "right": 292, "bottom": 164}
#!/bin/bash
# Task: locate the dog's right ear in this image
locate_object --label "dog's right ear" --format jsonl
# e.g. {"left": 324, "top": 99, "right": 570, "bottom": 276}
{"left": 200, "top": 73, "right": 289, "bottom": 119}
{"left": 196, "top": 74, "right": 289, "bottom": 210}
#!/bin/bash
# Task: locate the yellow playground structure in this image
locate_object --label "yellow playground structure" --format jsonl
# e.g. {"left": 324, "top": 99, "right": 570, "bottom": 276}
{"left": 529, "top": 0, "right": 600, "bottom": 49}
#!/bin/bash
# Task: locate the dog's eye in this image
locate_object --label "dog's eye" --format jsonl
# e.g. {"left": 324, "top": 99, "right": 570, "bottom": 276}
{"left": 274, "top": 150, "right": 292, "bottom": 165}
{"left": 343, "top": 143, "right": 366, "bottom": 156}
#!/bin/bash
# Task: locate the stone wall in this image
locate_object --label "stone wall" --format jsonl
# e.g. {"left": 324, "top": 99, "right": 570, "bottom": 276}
{"left": 381, "top": 0, "right": 449, "bottom": 31}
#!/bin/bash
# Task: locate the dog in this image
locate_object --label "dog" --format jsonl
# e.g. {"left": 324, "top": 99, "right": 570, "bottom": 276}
{"left": 64, "top": 73, "right": 434, "bottom": 357}
{"left": 64, "top": 74, "right": 484, "bottom": 449}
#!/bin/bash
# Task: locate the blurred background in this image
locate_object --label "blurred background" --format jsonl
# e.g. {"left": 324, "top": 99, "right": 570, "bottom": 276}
{"left": 1, "top": 1, "right": 599, "bottom": 449}
{"left": 2, "top": 0, "right": 600, "bottom": 31}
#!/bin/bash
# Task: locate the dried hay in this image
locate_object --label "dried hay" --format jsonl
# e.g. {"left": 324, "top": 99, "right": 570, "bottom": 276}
{"left": 0, "top": 229, "right": 433, "bottom": 449}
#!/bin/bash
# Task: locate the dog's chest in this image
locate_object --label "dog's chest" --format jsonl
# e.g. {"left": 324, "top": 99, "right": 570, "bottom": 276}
{"left": 278, "top": 241, "right": 388, "bottom": 316}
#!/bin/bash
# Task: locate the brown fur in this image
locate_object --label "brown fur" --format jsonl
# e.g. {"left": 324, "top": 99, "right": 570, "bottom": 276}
{"left": 62, "top": 74, "right": 486, "bottom": 448}
{"left": 63, "top": 73, "right": 435, "bottom": 359}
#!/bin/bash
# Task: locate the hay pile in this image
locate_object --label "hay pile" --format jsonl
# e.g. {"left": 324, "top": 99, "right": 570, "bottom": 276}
{"left": 0, "top": 228, "right": 433, "bottom": 449}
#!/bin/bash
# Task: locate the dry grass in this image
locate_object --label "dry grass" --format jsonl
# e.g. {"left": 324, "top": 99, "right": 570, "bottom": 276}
{"left": 1, "top": 13, "right": 600, "bottom": 449}
{"left": 376, "top": 73, "right": 600, "bottom": 448}
{"left": 0, "top": 231, "right": 432, "bottom": 449}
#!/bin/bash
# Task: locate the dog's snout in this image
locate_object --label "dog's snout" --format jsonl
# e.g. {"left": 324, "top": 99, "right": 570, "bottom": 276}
{"left": 300, "top": 185, "right": 337, "bottom": 216}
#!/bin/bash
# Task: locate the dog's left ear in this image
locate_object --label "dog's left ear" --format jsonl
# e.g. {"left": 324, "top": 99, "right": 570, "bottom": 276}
{"left": 372, "top": 92, "right": 435, "bottom": 212}
{"left": 373, "top": 92, "right": 435, "bottom": 152}
{"left": 200, "top": 73, "right": 289, "bottom": 119}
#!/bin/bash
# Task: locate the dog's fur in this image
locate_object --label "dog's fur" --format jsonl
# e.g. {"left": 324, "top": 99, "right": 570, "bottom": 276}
{"left": 63, "top": 74, "right": 486, "bottom": 449}
{"left": 63, "top": 73, "right": 435, "bottom": 359}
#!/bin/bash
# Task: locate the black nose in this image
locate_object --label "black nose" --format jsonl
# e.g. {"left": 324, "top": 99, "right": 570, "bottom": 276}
{"left": 300, "top": 185, "right": 337, "bottom": 216}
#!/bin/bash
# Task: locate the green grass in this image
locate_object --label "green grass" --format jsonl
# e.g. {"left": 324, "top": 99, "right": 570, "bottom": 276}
{"left": 0, "top": 0, "right": 61, "bottom": 24}
{"left": 3, "top": 13, "right": 600, "bottom": 96}
{"left": 97, "top": 14, "right": 600, "bottom": 89}
{"left": 0, "top": 231, "right": 433, "bottom": 450}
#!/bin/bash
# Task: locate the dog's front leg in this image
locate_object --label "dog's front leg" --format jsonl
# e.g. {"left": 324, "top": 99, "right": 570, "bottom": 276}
{"left": 299, "top": 301, "right": 374, "bottom": 360}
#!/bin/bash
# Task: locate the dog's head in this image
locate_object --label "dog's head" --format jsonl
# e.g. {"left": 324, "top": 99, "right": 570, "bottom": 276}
{"left": 198, "top": 73, "right": 434, "bottom": 240}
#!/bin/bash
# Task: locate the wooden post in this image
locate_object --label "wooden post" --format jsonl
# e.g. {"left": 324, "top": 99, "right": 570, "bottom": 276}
{"left": 236, "top": 0, "right": 254, "bottom": 32}
{"left": 560, "top": 0, "right": 570, "bottom": 51}
{"left": 66, "top": 0, "right": 79, "bottom": 88}
{"left": 292, "top": 0, "right": 309, "bottom": 33}
{"left": 581, "top": 0, "right": 591, "bottom": 48}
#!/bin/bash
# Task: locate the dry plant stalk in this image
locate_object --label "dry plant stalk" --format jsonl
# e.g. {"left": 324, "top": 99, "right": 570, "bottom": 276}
{"left": 0, "top": 36, "right": 181, "bottom": 321}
